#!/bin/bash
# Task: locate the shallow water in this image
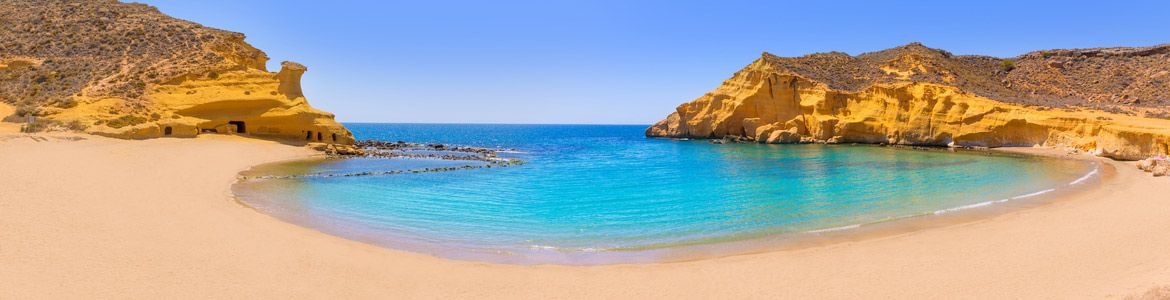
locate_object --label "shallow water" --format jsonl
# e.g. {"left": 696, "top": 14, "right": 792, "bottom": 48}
{"left": 234, "top": 123, "right": 1098, "bottom": 264}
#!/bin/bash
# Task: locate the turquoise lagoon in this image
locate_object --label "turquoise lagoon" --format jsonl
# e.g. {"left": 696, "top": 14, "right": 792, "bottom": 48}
{"left": 233, "top": 124, "right": 1099, "bottom": 264}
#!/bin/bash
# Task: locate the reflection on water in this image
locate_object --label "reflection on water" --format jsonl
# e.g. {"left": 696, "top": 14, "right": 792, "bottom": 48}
{"left": 233, "top": 124, "right": 1098, "bottom": 264}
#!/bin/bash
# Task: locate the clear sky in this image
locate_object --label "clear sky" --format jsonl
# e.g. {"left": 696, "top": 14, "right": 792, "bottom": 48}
{"left": 137, "top": 0, "right": 1170, "bottom": 124}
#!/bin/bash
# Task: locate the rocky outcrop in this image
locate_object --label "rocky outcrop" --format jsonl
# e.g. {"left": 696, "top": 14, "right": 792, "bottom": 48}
{"left": 0, "top": 0, "right": 353, "bottom": 144}
{"left": 71, "top": 61, "right": 355, "bottom": 144}
{"left": 647, "top": 44, "right": 1170, "bottom": 160}
{"left": 1138, "top": 157, "right": 1170, "bottom": 176}
{"left": 276, "top": 61, "right": 308, "bottom": 99}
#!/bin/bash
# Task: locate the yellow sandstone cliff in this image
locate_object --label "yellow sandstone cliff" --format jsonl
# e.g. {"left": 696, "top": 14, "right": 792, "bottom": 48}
{"left": 0, "top": 0, "right": 354, "bottom": 144}
{"left": 648, "top": 44, "right": 1170, "bottom": 160}
{"left": 59, "top": 61, "right": 354, "bottom": 144}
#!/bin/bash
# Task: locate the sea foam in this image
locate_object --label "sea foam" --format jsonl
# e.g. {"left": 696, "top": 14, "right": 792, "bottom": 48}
{"left": 1068, "top": 167, "right": 1099, "bottom": 185}
{"left": 806, "top": 224, "right": 861, "bottom": 233}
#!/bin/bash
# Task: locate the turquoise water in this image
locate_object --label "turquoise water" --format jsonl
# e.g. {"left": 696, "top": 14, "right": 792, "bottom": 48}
{"left": 234, "top": 123, "right": 1099, "bottom": 264}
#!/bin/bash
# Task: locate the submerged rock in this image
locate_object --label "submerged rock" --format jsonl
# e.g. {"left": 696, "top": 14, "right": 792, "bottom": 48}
{"left": 254, "top": 141, "right": 527, "bottom": 181}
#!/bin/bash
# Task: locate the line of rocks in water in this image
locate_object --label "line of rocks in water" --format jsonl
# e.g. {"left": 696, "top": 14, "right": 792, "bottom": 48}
{"left": 241, "top": 164, "right": 511, "bottom": 180}
{"left": 310, "top": 140, "right": 525, "bottom": 167}
{"left": 354, "top": 140, "right": 517, "bottom": 155}
{"left": 275, "top": 140, "right": 527, "bottom": 180}
{"left": 355, "top": 151, "right": 521, "bottom": 166}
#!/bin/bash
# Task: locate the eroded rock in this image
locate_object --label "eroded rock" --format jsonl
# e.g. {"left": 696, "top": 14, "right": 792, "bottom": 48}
{"left": 646, "top": 44, "right": 1170, "bottom": 160}
{"left": 1152, "top": 162, "right": 1170, "bottom": 177}
{"left": 0, "top": 1, "right": 353, "bottom": 145}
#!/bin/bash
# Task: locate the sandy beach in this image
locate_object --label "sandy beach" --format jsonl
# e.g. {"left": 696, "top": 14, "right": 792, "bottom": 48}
{"left": 2, "top": 133, "right": 1169, "bottom": 299}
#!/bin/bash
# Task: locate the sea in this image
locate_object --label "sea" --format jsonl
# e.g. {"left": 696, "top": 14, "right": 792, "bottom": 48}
{"left": 233, "top": 123, "right": 1100, "bottom": 264}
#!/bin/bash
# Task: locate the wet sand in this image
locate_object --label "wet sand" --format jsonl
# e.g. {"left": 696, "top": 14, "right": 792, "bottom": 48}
{"left": 2, "top": 133, "right": 1169, "bottom": 299}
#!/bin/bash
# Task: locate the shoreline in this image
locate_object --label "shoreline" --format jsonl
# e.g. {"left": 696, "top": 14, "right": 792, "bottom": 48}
{"left": 3, "top": 132, "right": 1169, "bottom": 298}
{"left": 589, "top": 149, "right": 1108, "bottom": 265}
{"left": 228, "top": 143, "right": 1106, "bottom": 266}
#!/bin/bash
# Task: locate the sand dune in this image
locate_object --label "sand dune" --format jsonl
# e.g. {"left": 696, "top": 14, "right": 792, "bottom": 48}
{"left": 2, "top": 133, "right": 1169, "bottom": 299}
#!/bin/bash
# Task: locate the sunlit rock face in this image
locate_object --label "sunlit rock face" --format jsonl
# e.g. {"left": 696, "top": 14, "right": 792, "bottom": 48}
{"left": 0, "top": 0, "right": 353, "bottom": 144}
{"left": 106, "top": 62, "right": 355, "bottom": 144}
{"left": 648, "top": 44, "right": 1170, "bottom": 160}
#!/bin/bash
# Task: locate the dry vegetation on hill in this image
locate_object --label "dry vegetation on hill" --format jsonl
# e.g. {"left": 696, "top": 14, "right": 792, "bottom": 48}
{"left": 759, "top": 42, "right": 1170, "bottom": 114}
{"left": 0, "top": 0, "right": 266, "bottom": 117}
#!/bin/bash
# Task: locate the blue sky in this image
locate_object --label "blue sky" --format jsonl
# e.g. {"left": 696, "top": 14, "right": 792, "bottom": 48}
{"left": 137, "top": 0, "right": 1170, "bottom": 124}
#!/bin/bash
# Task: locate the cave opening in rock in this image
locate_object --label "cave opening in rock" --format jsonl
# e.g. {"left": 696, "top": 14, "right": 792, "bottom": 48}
{"left": 317, "top": 132, "right": 323, "bottom": 141}
{"left": 331, "top": 133, "right": 337, "bottom": 142}
{"left": 228, "top": 121, "right": 246, "bottom": 134}
{"left": 306, "top": 131, "right": 313, "bottom": 140}
{"left": 164, "top": 126, "right": 172, "bottom": 136}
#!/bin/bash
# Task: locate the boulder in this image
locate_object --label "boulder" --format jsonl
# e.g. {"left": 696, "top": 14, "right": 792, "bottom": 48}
{"left": 1153, "top": 163, "right": 1170, "bottom": 177}
{"left": 1138, "top": 158, "right": 1155, "bottom": 171}
{"left": 767, "top": 129, "right": 801, "bottom": 143}
{"left": 332, "top": 145, "right": 364, "bottom": 156}
{"left": 1152, "top": 159, "right": 1170, "bottom": 176}
{"left": 306, "top": 142, "right": 330, "bottom": 151}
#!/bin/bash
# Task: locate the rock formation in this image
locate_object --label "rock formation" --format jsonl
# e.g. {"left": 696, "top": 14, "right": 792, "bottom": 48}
{"left": 0, "top": 0, "right": 353, "bottom": 144}
{"left": 1138, "top": 157, "right": 1170, "bottom": 176}
{"left": 647, "top": 43, "right": 1170, "bottom": 160}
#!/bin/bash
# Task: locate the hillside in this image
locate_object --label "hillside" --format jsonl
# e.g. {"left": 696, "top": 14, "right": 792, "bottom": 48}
{"left": 756, "top": 42, "right": 1170, "bottom": 111}
{"left": 647, "top": 43, "right": 1170, "bottom": 160}
{"left": 0, "top": 0, "right": 353, "bottom": 143}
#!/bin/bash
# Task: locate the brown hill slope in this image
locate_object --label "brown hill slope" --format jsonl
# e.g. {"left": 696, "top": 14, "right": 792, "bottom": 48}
{"left": 756, "top": 42, "right": 1170, "bottom": 109}
{"left": 0, "top": 0, "right": 353, "bottom": 144}
{"left": 647, "top": 43, "right": 1170, "bottom": 160}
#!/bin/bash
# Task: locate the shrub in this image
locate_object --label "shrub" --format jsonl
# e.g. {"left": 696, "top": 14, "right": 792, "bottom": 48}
{"left": 55, "top": 98, "right": 78, "bottom": 109}
{"left": 105, "top": 115, "right": 147, "bottom": 129}
{"left": 65, "top": 120, "right": 88, "bottom": 131}
{"left": 1144, "top": 111, "right": 1170, "bottom": 120}
{"left": 19, "top": 119, "right": 61, "bottom": 133}
{"left": 13, "top": 105, "right": 40, "bottom": 117}
{"left": 1001, "top": 59, "right": 1015, "bottom": 72}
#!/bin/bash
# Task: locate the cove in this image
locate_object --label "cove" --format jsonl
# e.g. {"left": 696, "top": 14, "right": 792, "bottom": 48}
{"left": 233, "top": 124, "right": 1099, "bottom": 264}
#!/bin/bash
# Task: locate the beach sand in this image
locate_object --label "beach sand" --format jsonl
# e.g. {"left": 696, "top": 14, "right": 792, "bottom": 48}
{"left": 2, "top": 133, "right": 1169, "bottom": 299}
